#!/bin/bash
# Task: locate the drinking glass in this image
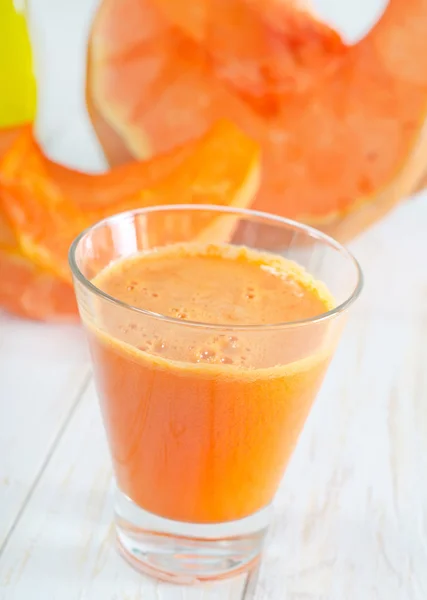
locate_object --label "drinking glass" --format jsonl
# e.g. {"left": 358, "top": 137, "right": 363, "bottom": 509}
{"left": 69, "top": 204, "right": 362, "bottom": 584}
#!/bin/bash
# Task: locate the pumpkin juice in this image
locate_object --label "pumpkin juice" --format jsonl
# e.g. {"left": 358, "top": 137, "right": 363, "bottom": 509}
{"left": 87, "top": 243, "right": 335, "bottom": 524}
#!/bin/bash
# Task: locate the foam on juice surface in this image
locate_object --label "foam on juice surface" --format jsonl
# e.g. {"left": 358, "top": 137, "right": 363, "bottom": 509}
{"left": 91, "top": 243, "right": 334, "bottom": 370}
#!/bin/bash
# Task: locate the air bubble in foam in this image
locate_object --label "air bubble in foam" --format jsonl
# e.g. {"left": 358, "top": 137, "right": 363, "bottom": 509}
{"left": 220, "top": 356, "right": 233, "bottom": 365}
{"left": 195, "top": 348, "right": 218, "bottom": 363}
{"left": 226, "top": 335, "right": 239, "bottom": 350}
{"left": 126, "top": 280, "right": 138, "bottom": 292}
{"left": 154, "top": 341, "right": 167, "bottom": 353}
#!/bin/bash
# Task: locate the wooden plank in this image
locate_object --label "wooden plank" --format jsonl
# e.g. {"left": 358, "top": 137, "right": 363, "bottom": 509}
{"left": 253, "top": 316, "right": 427, "bottom": 599}
{"left": 0, "top": 316, "right": 90, "bottom": 550}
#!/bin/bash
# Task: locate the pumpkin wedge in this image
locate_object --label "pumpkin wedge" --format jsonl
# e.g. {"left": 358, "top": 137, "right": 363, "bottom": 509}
{"left": 86, "top": 0, "right": 427, "bottom": 240}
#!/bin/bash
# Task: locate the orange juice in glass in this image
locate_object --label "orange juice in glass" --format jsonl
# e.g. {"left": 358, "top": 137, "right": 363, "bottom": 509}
{"left": 69, "top": 205, "right": 362, "bottom": 584}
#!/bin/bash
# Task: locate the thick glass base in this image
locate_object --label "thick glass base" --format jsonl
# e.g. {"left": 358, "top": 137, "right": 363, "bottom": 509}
{"left": 115, "top": 488, "right": 270, "bottom": 584}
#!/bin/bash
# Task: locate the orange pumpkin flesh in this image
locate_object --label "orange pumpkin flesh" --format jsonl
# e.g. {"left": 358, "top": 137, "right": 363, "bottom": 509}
{"left": 0, "top": 120, "right": 259, "bottom": 319}
{"left": 86, "top": 0, "right": 427, "bottom": 240}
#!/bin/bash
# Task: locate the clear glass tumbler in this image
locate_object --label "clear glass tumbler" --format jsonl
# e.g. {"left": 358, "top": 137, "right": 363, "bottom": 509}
{"left": 69, "top": 204, "right": 362, "bottom": 584}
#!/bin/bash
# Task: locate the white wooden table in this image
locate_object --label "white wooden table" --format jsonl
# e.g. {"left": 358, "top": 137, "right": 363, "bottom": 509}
{"left": 1, "top": 194, "right": 426, "bottom": 600}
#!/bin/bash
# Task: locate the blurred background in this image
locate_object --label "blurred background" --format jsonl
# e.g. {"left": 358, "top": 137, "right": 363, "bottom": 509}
{"left": 23, "top": 0, "right": 389, "bottom": 170}
{"left": 0, "top": 0, "right": 426, "bottom": 598}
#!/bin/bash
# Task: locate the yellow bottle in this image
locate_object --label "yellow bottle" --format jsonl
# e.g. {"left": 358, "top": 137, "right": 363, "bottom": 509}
{"left": 0, "top": 0, "right": 36, "bottom": 127}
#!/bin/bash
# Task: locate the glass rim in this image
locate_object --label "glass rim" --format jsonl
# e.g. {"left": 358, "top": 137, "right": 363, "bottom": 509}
{"left": 69, "top": 204, "right": 363, "bottom": 331}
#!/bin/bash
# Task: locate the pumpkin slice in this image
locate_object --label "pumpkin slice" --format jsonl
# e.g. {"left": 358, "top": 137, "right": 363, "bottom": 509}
{"left": 0, "top": 124, "right": 26, "bottom": 252}
{"left": 152, "top": 0, "right": 345, "bottom": 114}
{"left": 0, "top": 248, "right": 77, "bottom": 321}
{"left": 0, "top": 120, "right": 259, "bottom": 283}
{"left": 86, "top": 0, "right": 427, "bottom": 240}
{"left": 253, "top": 0, "right": 427, "bottom": 238}
{"left": 0, "top": 125, "right": 78, "bottom": 321}
{"left": 149, "top": 0, "right": 318, "bottom": 44}
{"left": 87, "top": 0, "right": 259, "bottom": 163}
